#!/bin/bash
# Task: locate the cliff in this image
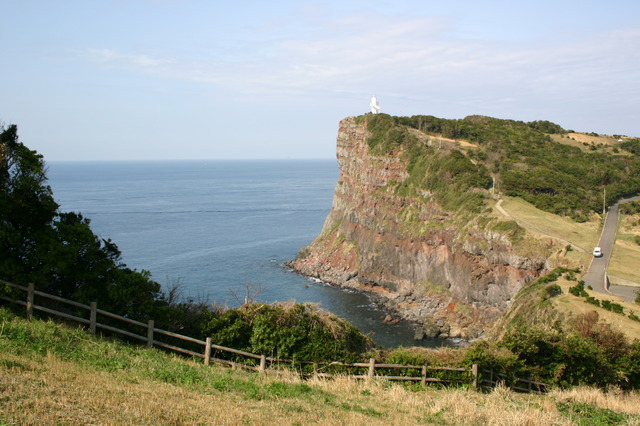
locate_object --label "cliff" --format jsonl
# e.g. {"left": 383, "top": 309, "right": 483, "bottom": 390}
{"left": 291, "top": 115, "right": 554, "bottom": 339}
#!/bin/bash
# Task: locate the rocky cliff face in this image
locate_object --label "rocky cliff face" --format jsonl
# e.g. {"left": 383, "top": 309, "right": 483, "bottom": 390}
{"left": 291, "top": 116, "right": 551, "bottom": 339}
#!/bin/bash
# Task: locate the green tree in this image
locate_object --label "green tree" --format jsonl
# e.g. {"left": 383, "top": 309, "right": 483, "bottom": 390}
{"left": 0, "top": 124, "right": 167, "bottom": 323}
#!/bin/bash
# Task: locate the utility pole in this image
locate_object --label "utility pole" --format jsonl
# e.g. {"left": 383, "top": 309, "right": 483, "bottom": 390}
{"left": 603, "top": 188, "right": 606, "bottom": 215}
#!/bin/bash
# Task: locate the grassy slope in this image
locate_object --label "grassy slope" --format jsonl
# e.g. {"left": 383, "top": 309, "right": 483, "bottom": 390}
{"left": 609, "top": 213, "right": 640, "bottom": 284}
{"left": 552, "top": 277, "right": 640, "bottom": 342}
{"left": 499, "top": 193, "right": 640, "bottom": 286}
{"left": 2, "top": 307, "right": 640, "bottom": 425}
{"left": 496, "top": 197, "right": 640, "bottom": 341}
{"left": 497, "top": 196, "right": 599, "bottom": 272}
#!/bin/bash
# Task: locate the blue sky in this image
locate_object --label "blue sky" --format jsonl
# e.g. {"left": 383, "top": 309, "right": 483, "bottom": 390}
{"left": 1, "top": 1, "right": 639, "bottom": 161}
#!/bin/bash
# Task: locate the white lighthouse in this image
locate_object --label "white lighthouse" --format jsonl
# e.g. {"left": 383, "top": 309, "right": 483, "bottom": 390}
{"left": 369, "top": 95, "right": 381, "bottom": 114}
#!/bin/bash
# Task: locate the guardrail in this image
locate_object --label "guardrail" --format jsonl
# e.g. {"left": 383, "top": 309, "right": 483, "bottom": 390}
{"left": 2, "top": 279, "right": 553, "bottom": 392}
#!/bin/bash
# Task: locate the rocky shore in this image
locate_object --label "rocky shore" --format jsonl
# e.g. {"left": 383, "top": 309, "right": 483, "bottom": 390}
{"left": 290, "top": 116, "right": 551, "bottom": 340}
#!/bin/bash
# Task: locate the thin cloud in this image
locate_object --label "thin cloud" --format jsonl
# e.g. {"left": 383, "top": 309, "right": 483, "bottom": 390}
{"left": 80, "top": 13, "right": 640, "bottom": 107}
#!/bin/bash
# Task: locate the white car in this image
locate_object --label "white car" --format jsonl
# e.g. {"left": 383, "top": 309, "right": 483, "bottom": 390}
{"left": 593, "top": 247, "right": 603, "bottom": 257}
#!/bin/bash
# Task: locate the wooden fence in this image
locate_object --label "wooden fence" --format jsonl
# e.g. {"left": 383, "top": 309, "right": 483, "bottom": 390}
{"left": 481, "top": 369, "right": 548, "bottom": 394}
{"left": 1, "top": 279, "right": 548, "bottom": 392}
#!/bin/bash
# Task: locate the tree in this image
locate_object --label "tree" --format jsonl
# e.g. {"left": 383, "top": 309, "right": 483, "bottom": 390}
{"left": 0, "top": 124, "right": 59, "bottom": 283}
{"left": 0, "top": 124, "right": 166, "bottom": 321}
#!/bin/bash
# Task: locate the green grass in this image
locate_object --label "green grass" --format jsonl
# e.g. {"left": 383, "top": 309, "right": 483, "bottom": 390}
{"left": 556, "top": 401, "right": 628, "bottom": 425}
{"left": 0, "top": 306, "right": 325, "bottom": 401}
{"left": 3, "top": 306, "right": 640, "bottom": 424}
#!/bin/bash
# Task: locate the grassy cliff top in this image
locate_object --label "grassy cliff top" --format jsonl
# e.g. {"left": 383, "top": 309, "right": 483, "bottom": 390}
{"left": 356, "top": 113, "right": 640, "bottom": 221}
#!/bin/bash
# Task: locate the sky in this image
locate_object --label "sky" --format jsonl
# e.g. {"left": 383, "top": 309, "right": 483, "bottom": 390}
{"left": 1, "top": 1, "right": 639, "bottom": 161}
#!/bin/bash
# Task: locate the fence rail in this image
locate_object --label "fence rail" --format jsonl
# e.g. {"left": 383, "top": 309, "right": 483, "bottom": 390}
{"left": 0, "top": 279, "right": 546, "bottom": 393}
{"left": 481, "top": 369, "right": 548, "bottom": 394}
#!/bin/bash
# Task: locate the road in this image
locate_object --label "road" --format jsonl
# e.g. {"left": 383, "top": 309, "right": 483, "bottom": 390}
{"left": 583, "top": 196, "right": 640, "bottom": 302}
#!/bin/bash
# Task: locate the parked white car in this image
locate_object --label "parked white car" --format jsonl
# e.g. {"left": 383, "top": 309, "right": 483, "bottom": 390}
{"left": 593, "top": 247, "right": 602, "bottom": 257}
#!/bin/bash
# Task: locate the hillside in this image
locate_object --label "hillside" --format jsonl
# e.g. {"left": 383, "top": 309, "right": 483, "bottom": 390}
{"left": 2, "top": 307, "right": 640, "bottom": 425}
{"left": 291, "top": 113, "right": 640, "bottom": 340}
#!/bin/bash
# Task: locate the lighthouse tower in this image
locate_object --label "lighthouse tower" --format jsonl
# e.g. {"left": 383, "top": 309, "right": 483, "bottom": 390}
{"left": 369, "top": 95, "right": 381, "bottom": 114}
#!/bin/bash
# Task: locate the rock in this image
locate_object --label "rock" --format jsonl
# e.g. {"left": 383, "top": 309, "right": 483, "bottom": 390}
{"left": 414, "top": 328, "right": 425, "bottom": 340}
{"left": 423, "top": 319, "right": 440, "bottom": 339}
{"left": 288, "top": 116, "right": 549, "bottom": 340}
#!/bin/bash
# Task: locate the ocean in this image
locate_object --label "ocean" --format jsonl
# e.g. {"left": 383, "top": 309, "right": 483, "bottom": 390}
{"left": 46, "top": 159, "right": 455, "bottom": 349}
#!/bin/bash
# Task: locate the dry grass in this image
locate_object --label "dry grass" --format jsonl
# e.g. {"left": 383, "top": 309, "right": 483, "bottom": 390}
{"left": 498, "top": 197, "right": 600, "bottom": 252}
{"left": 609, "top": 213, "right": 640, "bottom": 284}
{"left": 3, "top": 346, "right": 640, "bottom": 425}
{"left": 553, "top": 277, "right": 640, "bottom": 342}
{"left": 550, "top": 386, "right": 640, "bottom": 416}
{"left": 550, "top": 132, "right": 627, "bottom": 155}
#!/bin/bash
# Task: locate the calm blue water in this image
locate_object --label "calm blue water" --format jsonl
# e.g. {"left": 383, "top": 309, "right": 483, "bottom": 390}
{"left": 46, "top": 160, "right": 454, "bottom": 349}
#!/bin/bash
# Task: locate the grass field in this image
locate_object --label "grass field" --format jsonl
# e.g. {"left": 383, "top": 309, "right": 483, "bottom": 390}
{"left": 553, "top": 277, "right": 640, "bottom": 342}
{"left": 495, "top": 196, "right": 600, "bottom": 272}
{"left": 497, "top": 197, "right": 600, "bottom": 251}
{"left": 2, "top": 307, "right": 640, "bottom": 425}
{"left": 609, "top": 213, "right": 640, "bottom": 285}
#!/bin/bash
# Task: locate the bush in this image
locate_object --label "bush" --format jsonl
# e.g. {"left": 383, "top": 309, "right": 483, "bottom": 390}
{"left": 544, "top": 284, "right": 562, "bottom": 298}
{"left": 569, "top": 281, "right": 589, "bottom": 298}
{"left": 201, "top": 302, "right": 373, "bottom": 363}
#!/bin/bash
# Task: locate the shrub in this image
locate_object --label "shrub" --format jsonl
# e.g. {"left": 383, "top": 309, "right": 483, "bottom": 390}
{"left": 544, "top": 284, "right": 562, "bottom": 298}
{"left": 201, "top": 302, "right": 373, "bottom": 363}
{"left": 585, "top": 297, "right": 600, "bottom": 307}
{"left": 569, "top": 281, "right": 589, "bottom": 298}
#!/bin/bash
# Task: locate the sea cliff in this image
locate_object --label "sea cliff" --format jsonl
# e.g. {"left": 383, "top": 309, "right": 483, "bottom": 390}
{"left": 291, "top": 116, "right": 552, "bottom": 339}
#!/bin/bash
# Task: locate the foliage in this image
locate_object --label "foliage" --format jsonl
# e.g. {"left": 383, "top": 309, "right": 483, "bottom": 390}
{"left": 620, "top": 138, "right": 640, "bottom": 155}
{"left": 490, "top": 311, "right": 640, "bottom": 389}
{"left": 527, "top": 120, "right": 567, "bottom": 134}
{"left": 569, "top": 281, "right": 589, "bottom": 297}
{"left": 468, "top": 266, "right": 640, "bottom": 390}
{"left": 620, "top": 201, "right": 640, "bottom": 215}
{"left": 362, "top": 114, "right": 640, "bottom": 219}
{"left": 363, "top": 114, "right": 491, "bottom": 214}
{"left": 544, "top": 284, "right": 562, "bottom": 298}
{"left": 200, "top": 302, "right": 374, "bottom": 362}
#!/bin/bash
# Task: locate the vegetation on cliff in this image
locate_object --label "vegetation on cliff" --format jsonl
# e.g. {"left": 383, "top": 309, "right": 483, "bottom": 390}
{"left": 466, "top": 267, "right": 640, "bottom": 390}
{"left": 359, "top": 113, "right": 640, "bottom": 221}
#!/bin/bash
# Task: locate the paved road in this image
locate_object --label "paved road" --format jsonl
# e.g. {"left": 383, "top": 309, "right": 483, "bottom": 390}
{"left": 583, "top": 196, "right": 640, "bottom": 302}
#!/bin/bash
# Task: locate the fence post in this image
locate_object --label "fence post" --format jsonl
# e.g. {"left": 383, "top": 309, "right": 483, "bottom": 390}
{"left": 421, "top": 364, "right": 428, "bottom": 387}
{"left": 313, "top": 363, "right": 318, "bottom": 378}
{"left": 90, "top": 302, "right": 97, "bottom": 335}
{"left": 368, "top": 358, "right": 376, "bottom": 380}
{"left": 26, "top": 283, "right": 34, "bottom": 319}
{"left": 204, "top": 337, "right": 212, "bottom": 366}
{"left": 146, "top": 320, "right": 154, "bottom": 348}
{"left": 471, "top": 364, "right": 479, "bottom": 390}
{"left": 259, "top": 354, "right": 267, "bottom": 373}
